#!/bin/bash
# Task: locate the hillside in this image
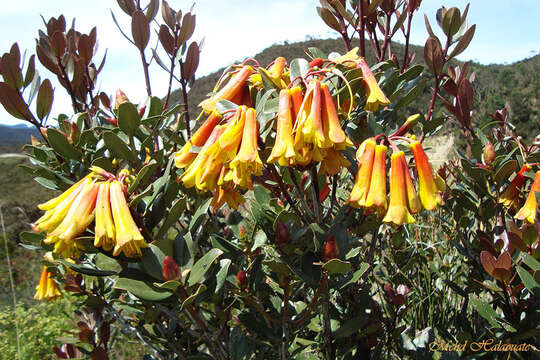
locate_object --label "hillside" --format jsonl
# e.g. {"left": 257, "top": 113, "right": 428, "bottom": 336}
{"left": 170, "top": 38, "right": 539, "bottom": 140}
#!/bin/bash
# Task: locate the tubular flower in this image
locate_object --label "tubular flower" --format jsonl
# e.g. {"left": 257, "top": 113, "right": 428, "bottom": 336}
{"left": 34, "top": 266, "right": 61, "bottom": 301}
{"left": 181, "top": 125, "right": 226, "bottom": 190}
{"left": 44, "top": 178, "right": 99, "bottom": 258}
{"left": 295, "top": 80, "right": 327, "bottom": 150}
{"left": 320, "top": 148, "right": 351, "bottom": 176}
{"left": 174, "top": 110, "right": 223, "bottom": 169}
{"left": 211, "top": 185, "right": 246, "bottom": 212}
{"left": 37, "top": 175, "right": 90, "bottom": 211}
{"left": 364, "top": 144, "right": 388, "bottom": 213}
{"left": 199, "top": 65, "right": 254, "bottom": 113}
{"left": 251, "top": 57, "right": 288, "bottom": 89}
{"left": 94, "top": 182, "right": 115, "bottom": 252}
{"left": 320, "top": 83, "right": 353, "bottom": 149}
{"left": 331, "top": 47, "right": 361, "bottom": 68}
{"left": 499, "top": 164, "right": 531, "bottom": 210}
{"left": 410, "top": 141, "right": 442, "bottom": 211}
{"left": 515, "top": 171, "right": 540, "bottom": 224}
{"left": 400, "top": 154, "right": 422, "bottom": 214}
{"left": 289, "top": 86, "right": 304, "bottom": 122}
{"left": 219, "top": 106, "right": 248, "bottom": 161}
{"left": 357, "top": 58, "right": 390, "bottom": 112}
{"left": 268, "top": 89, "right": 297, "bottom": 166}
{"left": 383, "top": 152, "right": 415, "bottom": 226}
{"left": 230, "top": 108, "right": 263, "bottom": 188}
{"left": 348, "top": 138, "right": 376, "bottom": 207}
{"left": 109, "top": 180, "right": 148, "bottom": 258}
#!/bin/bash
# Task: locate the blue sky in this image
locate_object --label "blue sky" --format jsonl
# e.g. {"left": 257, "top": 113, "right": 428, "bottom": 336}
{"left": 0, "top": 0, "right": 538, "bottom": 126}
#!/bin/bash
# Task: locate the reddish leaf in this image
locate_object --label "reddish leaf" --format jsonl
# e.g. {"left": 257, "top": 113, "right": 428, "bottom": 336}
{"left": 496, "top": 251, "right": 512, "bottom": 271}
{"left": 159, "top": 25, "right": 175, "bottom": 55}
{"left": 116, "top": 0, "right": 136, "bottom": 15}
{"left": 0, "top": 81, "right": 33, "bottom": 120}
{"left": 178, "top": 13, "right": 196, "bottom": 46}
{"left": 36, "top": 79, "right": 54, "bottom": 120}
{"left": 424, "top": 37, "right": 444, "bottom": 75}
{"left": 36, "top": 44, "right": 58, "bottom": 74}
{"left": 480, "top": 250, "right": 496, "bottom": 277}
{"left": 161, "top": 0, "right": 177, "bottom": 29}
{"left": 183, "top": 41, "right": 199, "bottom": 80}
{"left": 0, "top": 52, "right": 23, "bottom": 90}
{"left": 449, "top": 25, "right": 476, "bottom": 60}
{"left": 23, "top": 54, "right": 36, "bottom": 87}
{"left": 78, "top": 34, "right": 93, "bottom": 65}
{"left": 131, "top": 10, "right": 150, "bottom": 51}
{"left": 50, "top": 31, "right": 67, "bottom": 58}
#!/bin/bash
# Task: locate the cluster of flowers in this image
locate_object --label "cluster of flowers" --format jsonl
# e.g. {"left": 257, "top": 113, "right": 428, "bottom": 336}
{"left": 32, "top": 166, "right": 148, "bottom": 258}
{"left": 348, "top": 137, "right": 444, "bottom": 226}
{"left": 34, "top": 266, "right": 61, "bottom": 301}
{"left": 499, "top": 164, "right": 540, "bottom": 224}
{"left": 175, "top": 49, "right": 392, "bottom": 210}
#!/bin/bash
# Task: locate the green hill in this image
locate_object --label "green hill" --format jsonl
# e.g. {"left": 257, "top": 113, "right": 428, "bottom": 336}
{"left": 170, "top": 38, "right": 539, "bottom": 139}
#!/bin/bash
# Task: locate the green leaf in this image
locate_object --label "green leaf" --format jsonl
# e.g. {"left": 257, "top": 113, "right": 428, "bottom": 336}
{"left": 153, "top": 280, "right": 180, "bottom": 291}
{"left": 56, "top": 259, "right": 117, "bottom": 276}
{"left": 157, "top": 197, "right": 186, "bottom": 239}
{"left": 469, "top": 295, "right": 500, "bottom": 328}
{"left": 141, "top": 244, "right": 166, "bottom": 280}
{"left": 36, "top": 79, "right": 54, "bottom": 120}
{"left": 289, "top": 58, "right": 310, "bottom": 81}
{"left": 128, "top": 160, "right": 158, "bottom": 193}
{"left": 46, "top": 128, "right": 81, "bottom": 160}
{"left": 115, "top": 268, "right": 173, "bottom": 301}
{"left": 494, "top": 159, "right": 517, "bottom": 185}
{"left": 181, "top": 284, "right": 206, "bottom": 310}
{"left": 188, "top": 198, "right": 211, "bottom": 231}
{"left": 187, "top": 248, "right": 223, "bottom": 286}
{"left": 118, "top": 102, "right": 141, "bottom": 135}
{"left": 215, "top": 258, "right": 231, "bottom": 293}
{"left": 322, "top": 258, "right": 352, "bottom": 275}
{"left": 520, "top": 252, "right": 540, "bottom": 271}
{"left": 102, "top": 131, "right": 136, "bottom": 162}
{"left": 516, "top": 266, "right": 540, "bottom": 294}
{"left": 334, "top": 315, "right": 367, "bottom": 338}
{"left": 253, "top": 184, "right": 271, "bottom": 205}
{"left": 340, "top": 263, "right": 369, "bottom": 289}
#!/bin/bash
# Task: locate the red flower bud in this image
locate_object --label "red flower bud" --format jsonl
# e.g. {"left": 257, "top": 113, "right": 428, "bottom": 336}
{"left": 309, "top": 58, "right": 324, "bottom": 68}
{"left": 162, "top": 256, "right": 181, "bottom": 281}
{"left": 138, "top": 106, "right": 146, "bottom": 117}
{"left": 105, "top": 117, "right": 118, "bottom": 126}
{"left": 322, "top": 235, "right": 339, "bottom": 262}
{"left": 319, "top": 183, "right": 331, "bottom": 202}
{"left": 275, "top": 220, "right": 290, "bottom": 245}
{"left": 483, "top": 141, "right": 496, "bottom": 166}
{"left": 236, "top": 270, "right": 248, "bottom": 288}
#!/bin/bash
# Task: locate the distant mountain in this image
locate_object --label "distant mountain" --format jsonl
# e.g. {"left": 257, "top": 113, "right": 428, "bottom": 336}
{"left": 170, "top": 38, "right": 539, "bottom": 141}
{"left": 0, "top": 124, "right": 39, "bottom": 153}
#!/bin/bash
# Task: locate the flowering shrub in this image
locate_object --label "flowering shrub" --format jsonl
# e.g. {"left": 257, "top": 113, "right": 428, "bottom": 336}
{"left": 0, "top": 0, "right": 538, "bottom": 359}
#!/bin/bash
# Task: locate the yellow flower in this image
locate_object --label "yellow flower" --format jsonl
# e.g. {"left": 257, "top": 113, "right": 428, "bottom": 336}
{"left": 37, "top": 175, "right": 90, "bottom": 211}
{"left": 383, "top": 151, "right": 415, "bottom": 226}
{"left": 357, "top": 58, "right": 390, "bottom": 112}
{"left": 320, "top": 147, "right": 351, "bottom": 176}
{"left": 364, "top": 144, "right": 388, "bottom": 213}
{"left": 211, "top": 185, "right": 246, "bottom": 211}
{"left": 320, "top": 83, "right": 353, "bottom": 150}
{"left": 410, "top": 141, "right": 442, "bottom": 211}
{"left": 199, "top": 65, "right": 254, "bottom": 113}
{"left": 515, "top": 171, "right": 540, "bottom": 224}
{"left": 331, "top": 47, "right": 361, "bottom": 67}
{"left": 250, "top": 57, "right": 288, "bottom": 89}
{"left": 44, "top": 178, "right": 99, "bottom": 258}
{"left": 268, "top": 89, "right": 297, "bottom": 166}
{"left": 348, "top": 138, "right": 376, "bottom": 207}
{"left": 109, "top": 180, "right": 148, "bottom": 258}
{"left": 94, "top": 182, "right": 115, "bottom": 252}
{"left": 174, "top": 110, "right": 223, "bottom": 169}
{"left": 400, "top": 153, "right": 422, "bottom": 214}
{"left": 34, "top": 266, "right": 61, "bottom": 301}
{"left": 218, "top": 106, "right": 248, "bottom": 161}
{"left": 295, "top": 80, "right": 327, "bottom": 150}
{"left": 230, "top": 108, "right": 263, "bottom": 189}
{"left": 289, "top": 85, "right": 303, "bottom": 121}
{"left": 181, "top": 127, "right": 221, "bottom": 190}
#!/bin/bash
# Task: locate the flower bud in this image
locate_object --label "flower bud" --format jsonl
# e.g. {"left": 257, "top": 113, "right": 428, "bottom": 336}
{"left": 483, "top": 141, "right": 496, "bottom": 166}
{"left": 309, "top": 58, "right": 324, "bottom": 68}
{"left": 236, "top": 270, "right": 248, "bottom": 288}
{"left": 114, "top": 89, "right": 129, "bottom": 110}
{"left": 322, "top": 235, "right": 339, "bottom": 262}
{"left": 162, "top": 256, "right": 181, "bottom": 281}
{"left": 275, "top": 220, "right": 290, "bottom": 245}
